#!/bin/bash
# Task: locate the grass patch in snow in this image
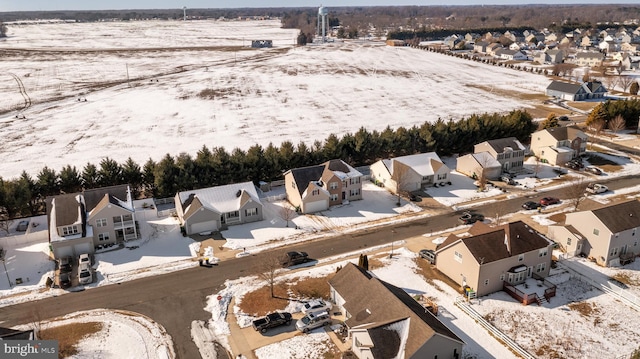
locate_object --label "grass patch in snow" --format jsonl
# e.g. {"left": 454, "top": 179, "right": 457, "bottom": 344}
{"left": 39, "top": 322, "right": 102, "bottom": 358}
{"left": 288, "top": 274, "right": 335, "bottom": 300}
{"left": 612, "top": 272, "right": 640, "bottom": 287}
{"left": 414, "top": 258, "right": 462, "bottom": 293}
{"left": 567, "top": 302, "right": 599, "bottom": 318}
{"left": 238, "top": 284, "right": 290, "bottom": 316}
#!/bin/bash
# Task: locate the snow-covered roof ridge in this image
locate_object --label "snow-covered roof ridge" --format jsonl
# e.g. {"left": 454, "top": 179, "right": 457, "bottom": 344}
{"left": 178, "top": 181, "right": 260, "bottom": 214}
{"left": 385, "top": 152, "right": 447, "bottom": 176}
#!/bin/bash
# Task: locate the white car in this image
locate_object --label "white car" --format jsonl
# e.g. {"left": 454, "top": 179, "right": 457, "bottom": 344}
{"left": 296, "top": 311, "right": 332, "bottom": 333}
{"left": 586, "top": 183, "right": 608, "bottom": 194}
{"left": 78, "top": 263, "right": 93, "bottom": 285}
{"left": 79, "top": 253, "right": 91, "bottom": 266}
{"left": 301, "top": 299, "right": 332, "bottom": 314}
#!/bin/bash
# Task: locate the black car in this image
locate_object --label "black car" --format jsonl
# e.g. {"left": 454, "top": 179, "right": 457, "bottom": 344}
{"left": 59, "top": 272, "right": 72, "bottom": 289}
{"left": 522, "top": 201, "right": 541, "bottom": 210}
{"left": 458, "top": 212, "right": 484, "bottom": 224}
{"left": 280, "top": 251, "right": 309, "bottom": 267}
{"left": 58, "top": 256, "right": 73, "bottom": 273}
{"left": 409, "top": 193, "right": 422, "bottom": 202}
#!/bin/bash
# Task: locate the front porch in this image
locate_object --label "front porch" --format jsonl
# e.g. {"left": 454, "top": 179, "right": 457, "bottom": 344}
{"left": 503, "top": 273, "right": 557, "bottom": 306}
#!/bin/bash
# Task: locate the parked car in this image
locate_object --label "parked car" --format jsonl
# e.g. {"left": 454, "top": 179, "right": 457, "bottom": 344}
{"left": 585, "top": 166, "right": 603, "bottom": 175}
{"left": 419, "top": 249, "right": 436, "bottom": 264}
{"left": 252, "top": 312, "right": 292, "bottom": 333}
{"left": 59, "top": 272, "right": 72, "bottom": 289}
{"left": 522, "top": 201, "right": 541, "bottom": 210}
{"left": 540, "top": 197, "right": 560, "bottom": 206}
{"left": 16, "top": 220, "right": 29, "bottom": 232}
{"left": 78, "top": 253, "right": 91, "bottom": 266}
{"left": 78, "top": 264, "right": 92, "bottom": 285}
{"left": 280, "top": 251, "right": 309, "bottom": 267}
{"left": 301, "top": 299, "right": 332, "bottom": 315}
{"left": 409, "top": 193, "right": 422, "bottom": 202}
{"left": 558, "top": 115, "right": 569, "bottom": 121}
{"left": 566, "top": 159, "right": 584, "bottom": 170}
{"left": 500, "top": 175, "right": 516, "bottom": 185}
{"left": 586, "top": 183, "right": 608, "bottom": 194}
{"left": 296, "top": 311, "right": 332, "bottom": 333}
{"left": 58, "top": 256, "right": 73, "bottom": 273}
{"left": 458, "top": 212, "right": 484, "bottom": 224}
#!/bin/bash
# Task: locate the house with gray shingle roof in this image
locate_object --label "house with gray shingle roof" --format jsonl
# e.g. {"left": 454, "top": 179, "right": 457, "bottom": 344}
{"left": 530, "top": 126, "right": 588, "bottom": 166}
{"left": 435, "top": 221, "right": 554, "bottom": 298}
{"left": 329, "top": 263, "right": 464, "bottom": 359}
{"left": 46, "top": 184, "right": 137, "bottom": 259}
{"left": 175, "top": 181, "right": 263, "bottom": 235}
{"left": 546, "top": 80, "right": 607, "bottom": 101}
{"left": 284, "top": 159, "right": 363, "bottom": 214}
{"left": 574, "top": 51, "right": 605, "bottom": 67}
{"left": 370, "top": 152, "right": 450, "bottom": 194}
{"left": 548, "top": 200, "right": 640, "bottom": 267}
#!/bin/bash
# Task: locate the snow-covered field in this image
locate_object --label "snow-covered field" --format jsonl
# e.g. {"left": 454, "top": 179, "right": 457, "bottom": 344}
{"left": 1, "top": 19, "right": 550, "bottom": 180}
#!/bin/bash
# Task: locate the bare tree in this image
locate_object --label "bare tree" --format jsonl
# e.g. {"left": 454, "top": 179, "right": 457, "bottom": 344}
{"left": 279, "top": 203, "right": 296, "bottom": 228}
{"left": 563, "top": 177, "right": 589, "bottom": 212}
{"left": 533, "top": 157, "right": 542, "bottom": 178}
{"left": 608, "top": 114, "right": 626, "bottom": 135}
{"left": 602, "top": 75, "right": 619, "bottom": 92}
{"left": 391, "top": 161, "right": 414, "bottom": 206}
{"left": 0, "top": 211, "right": 12, "bottom": 236}
{"left": 256, "top": 253, "right": 282, "bottom": 298}
{"left": 589, "top": 119, "right": 606, "bottom": 145}
{"left": 619, "top": 75, "right": 634, "bottom": 93}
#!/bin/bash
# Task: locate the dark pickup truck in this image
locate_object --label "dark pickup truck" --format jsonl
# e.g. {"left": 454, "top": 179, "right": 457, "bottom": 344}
{"left": 252, "top": 312, "right": 293, "bottom": 333}
{"left": 280, "top": 251, "right": 309, "bottom": 267}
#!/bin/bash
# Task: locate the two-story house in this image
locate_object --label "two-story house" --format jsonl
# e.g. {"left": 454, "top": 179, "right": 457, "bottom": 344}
{"left": 574, "top": 51, "right": 605, "bottom": 67}
{"left": 175, "top": 181, "right": 264, "bottom": 235}
{"left": 329, "top": 263, "right": 465, "bottom": 359}
{"left": 47, "top": 185, "right": 137, "bottom": 259}
{"left": 435, "top": 221, "right": 554, "bottom": 300}
{"left": 284, "top": 159, "right": 363, "bottom": 214}
{"left": 370, "top": 152, "right": 450, "bottom": 194}
{"left": 530, "top": 126, "right": 588, "bottom": 166}
{"left": 473, "top": 137, "right": 526, "bottom": 173}
{"left": 548, "top": 200, "right": 640, "bottom": 266}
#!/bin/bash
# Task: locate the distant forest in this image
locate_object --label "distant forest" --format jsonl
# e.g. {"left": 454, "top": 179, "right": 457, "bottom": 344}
{"left": 2, "top": 5, "right": 640, "bottom": 40}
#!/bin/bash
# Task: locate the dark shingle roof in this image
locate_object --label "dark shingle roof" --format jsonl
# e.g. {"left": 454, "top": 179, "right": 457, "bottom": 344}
{"left": 546, "top": 80, "right": 582, "bottom": 94}
{"left": 53, "top": 194, "right": 82, "bottom": 227}
{"left": 368, "top": 322, "right": 403, "bottom": 358}
{"left": 83, "top": 184, "right": 129, "bottom": 211}
{"left": 288, "top": 165, "right": 325, "bottom": 196}
{"left": 484, "top": 137, "right": 524, "bottom": 153}
{"left": 592, "top": 200, "right": 640, "bottom": 233}
{"left": 329, "top": 263, "right": 463, "bottom": 357}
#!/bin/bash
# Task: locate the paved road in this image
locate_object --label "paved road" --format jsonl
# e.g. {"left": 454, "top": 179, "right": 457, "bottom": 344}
{"left": 0, "top": 175, "right": 636, "bottom": 359}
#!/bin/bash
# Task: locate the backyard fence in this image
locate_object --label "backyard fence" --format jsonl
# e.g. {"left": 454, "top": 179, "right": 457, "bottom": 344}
{"left": 454, "top": 296, "right": 536, "bottom": 359}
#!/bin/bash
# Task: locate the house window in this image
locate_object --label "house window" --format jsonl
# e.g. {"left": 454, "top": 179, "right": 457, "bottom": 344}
{"left": 454, "top": 251, "right": 462, "bottom": 263}
{"left": 611, "top": 247, "right": 618, "bottom": 256}
{"left": 98, "top": 233, "right": 110, "bottom": 241}
{"left": 291, "top": 182, "right": 296, "bottom": 189}
{"left": 245, "top": 208, "right": 257, "bottom": 217}
{"left": 634, "top": 241, "right": 638, "bottom": 247}
{"left": 330, "top": 182, "right": 338, "bottom": 190}
{"left": 539, "top": 248, "right": 548, "bottom": 257}
{"left": 567, "top": 238, "right": 572, "bottom": 246}
{"left": 62, "top": 226, "right": 78, "bottom": 236}
{"left": 350, "top": 189, "right": 360, "bottom": 196}
{"left": 593, "top": 228, "right": 599, "bottom": 236}
{"left": 312, "top": 189, "right": 320, "bottom": 196}
{"left": 500, "top": 274, "right": 505, "bottom": 281}
{"left": 226, "top": 211, "right": 239, "bottom": 219}
{"left": 437, "top": 173, "right": 447, "bottom": 180}
{"left": 350, "top": 177, "right": 360, "bottom": 184}
{"left": 484, "top": 279, "right": 489, "bottom": 286}
{"left": 518, "top": 254, "right": 524, "bottom": 262}
{"left": 536, "top": 262, "right": 546, "bottom": 273}
{"left": 330, "top": 194, "right": 338, "bottom": 201}
{"left": 96, "top": 218, "right": 107, "bottom": 227}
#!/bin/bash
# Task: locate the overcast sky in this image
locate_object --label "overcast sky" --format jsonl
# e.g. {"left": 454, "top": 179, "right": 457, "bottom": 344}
{"left": 2, "top": 0, "right": 639, "bottom": 12}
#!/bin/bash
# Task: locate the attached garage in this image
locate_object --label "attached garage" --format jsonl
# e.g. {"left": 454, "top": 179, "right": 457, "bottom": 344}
{"left": 51, "top": 236, "right": 95, "bottom": 259}
{"left": 189, "top": 220, "right": 219, "bottom": 235}
{"left": 73, "top": 242, "right": 93, "bottom": 256}
{"left": 304, "top": 200, "right": 329, "bottom": 214}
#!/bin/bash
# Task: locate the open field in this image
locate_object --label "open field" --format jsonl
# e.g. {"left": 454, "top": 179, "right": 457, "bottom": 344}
{"left": 0, "top": 19, "right": 552, "bottom": 180}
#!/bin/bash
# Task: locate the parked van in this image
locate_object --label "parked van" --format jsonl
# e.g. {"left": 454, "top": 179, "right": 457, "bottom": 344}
{"left": 296, "top": 311, "right": 332, "bottom": 333}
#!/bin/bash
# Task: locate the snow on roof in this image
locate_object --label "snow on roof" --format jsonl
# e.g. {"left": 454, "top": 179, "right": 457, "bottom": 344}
{"left": 385, "top": 153, "right": 446, "bottom": 176}
{"left": 471, "top": 152, "right": 501, "bottom": 168}
{"left": 177, "top": 181, "right": 260, "bottom": 213}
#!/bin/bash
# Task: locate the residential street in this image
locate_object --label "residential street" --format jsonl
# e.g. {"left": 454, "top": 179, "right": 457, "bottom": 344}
{"left": 0, "top": 175, "right": 638, "bottom": 359}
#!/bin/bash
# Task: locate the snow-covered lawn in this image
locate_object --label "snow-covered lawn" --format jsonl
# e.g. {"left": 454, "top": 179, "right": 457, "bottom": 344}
{"left": 1, "top": 19, "right": 550, "bottom": 180}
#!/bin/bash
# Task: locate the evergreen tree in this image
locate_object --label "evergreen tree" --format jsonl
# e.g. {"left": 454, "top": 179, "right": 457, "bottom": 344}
{"left": 59, "top": 165, "right": 83, "bottom": 194}
{"left": 82, "top": 163, "right": 99, "bottom": 189}
{"left": 263, "top": 143, "right": 283, "bottom": 181}
{"left": 194, "top": 145, "right": 215, "bottom": 188}
{"left": 142, "top": 158, "right": 157, "bottom": 197}
{"left": 154, "top": 154, "right": 179, "bottom": 198}
{"left": 245, "top": 144, "right": 267, "bottom": 183}
{"left": 541, "top": 113, "right": 560, "bottom": 129}
{"left": 122, "top": 157, "right": 143, "bottom": 198}
{"left": 175, "top": 152, "right": 197, "bottom": 191}
{"left": 211, "top": 147, "right": 233, "bottom": 185}
{"left": 630, "top": 81, "right": 639, "bottom": 96}
{"left": 323, "top": 133, "right": 343, "bottom": 160}
{"left": 97, "top": 157, "right": 124, "bottom": 187}
{"left": 229, "top": 148, "right": 247, "bottom": 184}
{"left": 37, "top": 166, "right": 60, "bottom": 198}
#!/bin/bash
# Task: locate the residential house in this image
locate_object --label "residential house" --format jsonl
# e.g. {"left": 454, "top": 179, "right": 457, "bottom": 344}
{"left": 496, "top": 49, "right": 528, "bottom": 61}
{"left": 46, "top": 185, "right": 137, "bottom": 259}
{"left": 545, "top": 80, "right": 607, "bottom": 101}
{"left": 580, "top": 35, "right": 593, "bottom": 49}
{"left": 574, "top": 51, "right": 605, "bottom": 67}
{"left": 473, "top": 41, "right": 488, "bottom": 53}
{"left": 370, "top": 152, "right": 450, "bottom": 194}
{"left": 535, "top": 48, "right": 564, "bottom": 64}
{"left": 486, "top": 43, "right": 503, "bottom": 56}
{"left": 284, "top": 159, "right": 363, "bottom": 214}
{"left": 456, "top": 152, "right": 502, "bottom": 180}
{"left": 474, "top": 137, "right": 526, "bottom": 173}
{"left": 548, "top": 200, "right": 640, "bottom": 266}
{"left": 530, "top": 126, "right": 588, "bottom": 166}
{"left": 175, "top": 181, "right": 263, "bottom": 235}
{"left": 329, "top": 263, "right": 465, "bottom": 359}
{"left": 435, "top": 221, "right": 554, "bottom": 301}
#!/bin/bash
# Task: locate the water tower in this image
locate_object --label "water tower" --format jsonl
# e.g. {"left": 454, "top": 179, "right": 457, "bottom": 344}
{"left": 317, "top": 5, "right": 329, "bottom": 42}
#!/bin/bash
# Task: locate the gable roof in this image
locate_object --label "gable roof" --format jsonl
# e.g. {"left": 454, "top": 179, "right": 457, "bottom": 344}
{"left": 539, "top": 125, "right": 585, "bottom": 141}
{"left": 576, "top": 51, "right": 605, "bottom": 60}
{"left": 483, "top": 137, "right": 526, "bottom": 153}
{"left": 383, "top": 153, "right": 447, "bottom": 177}
{"left": 462, "top": 152, "right": 501, "bottom": 169}
{"left": 177, "top": 181, "right": 261, "bottom": 215}
{"left": 323, "top": 159, "right": 362, "bottom": 180}
{"left": 354, "top": 318, "right": 406, "bottom": 359}
{"left": 83, "top": 184, "right": 130, "bottom": 212}
{"left": 89, "top": 193, "right": 134, "bottom": 218}
{"left": 591, "top": 200, "right": 640, "bottom": 233}
{"left": 329, "top": 263, "right": 463, "bottom": 357}
{"left": 286, "top": 165, "right": 325, "bottom": 196}
{"left": 438, "top": 221, "right": 551, "bottom": 264}
{"left": 51, "top": 194, "right": 83, "bottom": 227}
{"left": 546, "top": 80, "right": 583, "bottom": 94}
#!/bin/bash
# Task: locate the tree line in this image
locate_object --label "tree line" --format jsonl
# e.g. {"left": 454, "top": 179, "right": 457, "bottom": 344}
{"left": 0, "top": 110, "right": 535, "bottom": 220}
{"left": 586, "top": 98, "right": 640, "bottom": 129}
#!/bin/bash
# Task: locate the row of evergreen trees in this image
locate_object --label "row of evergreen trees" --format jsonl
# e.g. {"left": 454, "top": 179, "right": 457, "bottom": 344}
{"left": 0, "top": 110, "right": 536, "bottom": 219}
{"left": 586, "top": 98, "right": 640, "bottom": 128}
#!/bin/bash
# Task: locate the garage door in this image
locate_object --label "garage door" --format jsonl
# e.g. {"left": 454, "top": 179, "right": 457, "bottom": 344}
{"left": 305, "top": 200, "right": 328, "bottom": 214}
{"left": 73, "top": 242, "right": 93, "bottom": 256}
{"left": 190, "top": 221, "right": 218, "bottom": 235}
{"left": 55, "top": 246, "right": 74, "bottom": 259}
